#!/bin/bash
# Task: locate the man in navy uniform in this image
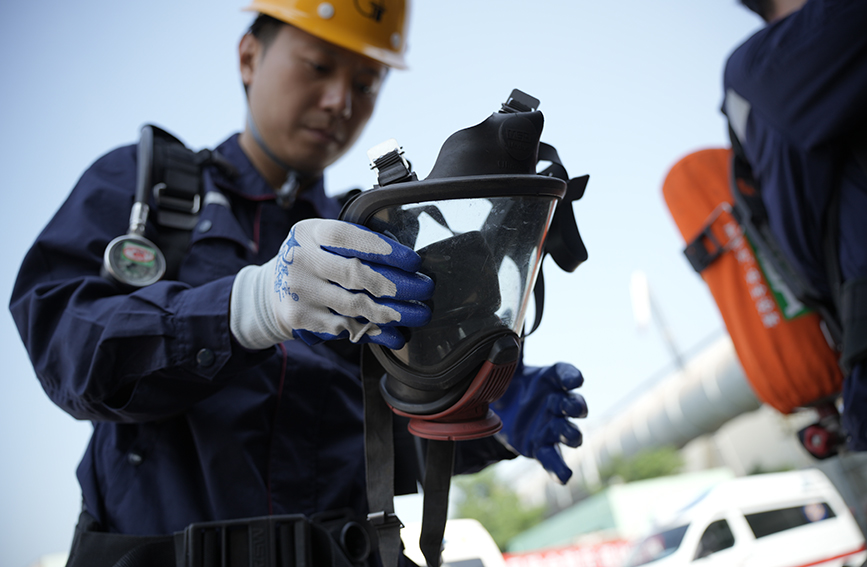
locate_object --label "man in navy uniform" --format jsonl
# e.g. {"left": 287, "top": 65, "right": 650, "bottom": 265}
{"left": 10, "top": 1, "right": 589, "bottom": 565}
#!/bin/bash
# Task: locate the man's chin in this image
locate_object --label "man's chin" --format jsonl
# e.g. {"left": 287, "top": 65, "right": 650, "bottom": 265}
{"left": 292, "top": 147, "right": 347, "bottom": 177}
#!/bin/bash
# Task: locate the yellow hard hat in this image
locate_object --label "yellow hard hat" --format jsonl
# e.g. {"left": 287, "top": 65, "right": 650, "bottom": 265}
{"left": 243, "top": 0, "right": 409, "bottom": 69}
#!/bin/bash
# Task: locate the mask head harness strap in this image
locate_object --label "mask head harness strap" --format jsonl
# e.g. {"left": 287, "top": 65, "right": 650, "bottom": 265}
{"left": 525, "top": 143, "right": 589, "bottom": 336}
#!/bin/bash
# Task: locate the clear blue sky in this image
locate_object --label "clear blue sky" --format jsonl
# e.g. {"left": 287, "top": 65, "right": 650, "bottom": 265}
{"left": 0, "top": 2, "right": 761, "bottom": 565}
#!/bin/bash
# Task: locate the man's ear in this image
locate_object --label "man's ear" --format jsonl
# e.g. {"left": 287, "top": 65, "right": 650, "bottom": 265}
{"left": 239, "top": 33, "right": 261, "bottom": 90}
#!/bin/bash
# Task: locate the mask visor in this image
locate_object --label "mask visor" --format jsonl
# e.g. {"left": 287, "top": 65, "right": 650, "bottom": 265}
{"left": 373, "top": 195, "right": 556, "bottom": 371}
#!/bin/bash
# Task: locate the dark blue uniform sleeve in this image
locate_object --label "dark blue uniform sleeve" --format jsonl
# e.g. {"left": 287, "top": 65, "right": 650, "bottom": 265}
{"left": 9, "top": 145, "right": 267, "bottom": 423}
{"left": 724, "top": 0, "right": 867, "bottom": 148}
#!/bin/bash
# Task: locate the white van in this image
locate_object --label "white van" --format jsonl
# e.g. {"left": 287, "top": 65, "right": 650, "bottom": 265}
{"left": 623, "top": 469, "right": 866, "bottom": 567}
{"left": 401, "top": 518, "right": 506, "bottom": 567}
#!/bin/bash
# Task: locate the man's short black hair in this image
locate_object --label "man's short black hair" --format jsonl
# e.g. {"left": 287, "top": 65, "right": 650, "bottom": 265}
{"left": 243, "top": 14, "right": 285, "bottom": 96}
{"left": 247, "top": 14, "right": 285, "bottom": 51}
{"left": 740, "top": 0, "right": 773, "bottom": 21}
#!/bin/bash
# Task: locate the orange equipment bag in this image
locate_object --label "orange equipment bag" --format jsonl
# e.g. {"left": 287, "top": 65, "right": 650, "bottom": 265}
{"left": 662, "top": 148, "right": 843, "bottom": 415}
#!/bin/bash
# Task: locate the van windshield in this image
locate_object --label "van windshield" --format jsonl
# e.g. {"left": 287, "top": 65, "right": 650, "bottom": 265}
{"left": 623, "top": 524, "right": 689, "bottom": 567}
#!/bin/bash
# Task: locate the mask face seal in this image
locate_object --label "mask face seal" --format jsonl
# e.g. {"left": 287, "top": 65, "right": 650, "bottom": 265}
{"left": 341, "top": 90, "right": 583, "bottom": 441}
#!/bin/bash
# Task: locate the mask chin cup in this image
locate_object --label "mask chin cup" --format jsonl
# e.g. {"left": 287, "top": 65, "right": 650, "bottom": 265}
{"left": 374, "top": 333, "right": 521, "bottom": 441}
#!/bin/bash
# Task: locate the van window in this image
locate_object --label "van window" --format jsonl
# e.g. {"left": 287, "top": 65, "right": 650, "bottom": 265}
{"left": 745, "top": 503, "right": 836, "bottom": 539}
{"left": 624, "top": 524, "right": 688, "bottom": 566}
{"left": 445, "top": 560, "right": 485, "bottom": 567}
{"left": 693, "top": 519, "right": 735, "bottom": 560}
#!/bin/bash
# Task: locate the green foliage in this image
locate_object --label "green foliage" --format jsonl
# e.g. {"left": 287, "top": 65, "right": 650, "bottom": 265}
{"left": 598, "top": 446, "right": 684, "bottom": 485}
{"left": 747, "top": 462, "right": 794, "bottom": 476}
{"left": 453, "top": 467, "right": 546, "bottom": 551}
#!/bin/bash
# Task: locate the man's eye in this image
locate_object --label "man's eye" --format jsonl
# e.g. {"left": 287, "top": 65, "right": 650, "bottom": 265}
{"left": 307, "top": 60, "right": 330, "bottom": 73}
{"left": 357, "top": 81, "right": 379, "bottom": 96}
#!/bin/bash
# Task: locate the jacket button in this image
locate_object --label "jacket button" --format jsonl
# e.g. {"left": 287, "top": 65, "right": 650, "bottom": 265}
{"left": 198, "top": 219, "right": 213, "bottom": 233}
{"left": 196, "top": 348, "right": 215, "bottom": 367}
{"left": 128, "top": 452, "right": 143, "bottom": 466}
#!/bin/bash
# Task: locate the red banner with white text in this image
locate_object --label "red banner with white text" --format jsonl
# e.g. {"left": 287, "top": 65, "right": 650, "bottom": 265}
{"left": 503, "top": 541, "right": 631, "bottom": 567}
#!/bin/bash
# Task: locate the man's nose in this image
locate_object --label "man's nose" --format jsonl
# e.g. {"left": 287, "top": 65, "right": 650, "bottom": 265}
{"left": 321, "top": 77, "right": 352, "bottom": 119}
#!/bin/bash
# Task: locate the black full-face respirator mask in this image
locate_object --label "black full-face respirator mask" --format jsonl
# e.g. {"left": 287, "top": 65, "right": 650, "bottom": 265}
{"left": 340, "top": 90, "right": 589, "bottom": 567}
{"left": 341, "top": 89, "right": 588, "bottom": 441}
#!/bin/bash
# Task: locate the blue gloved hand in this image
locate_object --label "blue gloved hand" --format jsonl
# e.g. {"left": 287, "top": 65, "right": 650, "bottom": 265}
{"left": 491, "top": 362, "right": 588, "bottom": 484}
{"left": 230, "top": 218, "right": 434, "bottom": 350}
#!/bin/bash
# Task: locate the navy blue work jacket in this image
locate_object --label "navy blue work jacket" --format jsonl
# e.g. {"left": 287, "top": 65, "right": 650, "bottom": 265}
{"left": 722, "top": 0, "right": 867, "bottom": 447}
{"left": 10, "top": 133, "right": 511, "bottom": 537}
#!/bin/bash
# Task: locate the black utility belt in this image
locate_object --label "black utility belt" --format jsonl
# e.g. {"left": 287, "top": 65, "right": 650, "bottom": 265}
{"left": 67, "top": 510, "right": 373, "bottom": 567}
{"left": 182, "top": 513, "right": 315, "bottom": 567}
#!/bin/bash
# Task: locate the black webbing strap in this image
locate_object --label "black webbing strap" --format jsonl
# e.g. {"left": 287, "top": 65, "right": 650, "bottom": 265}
{"left": 728, "top": 129, "right": 844, "bottom": 346}
{"left": 419, "top": 440, "right": 455, "bottom": 567}
{"left": 361, "top": 349, "right": 458, "bottom": 567}
{"left": 841, "top": 278, "right": 867, "bottom": 373}
{"left": 727, "top": 120, "right": 867, "bottom": 378}
{"left": 150, "top": 128, "right": 204, "bottom": 231}
{"left": 537, "top": 143, "right": 568, "bottom": 181}
{"left": 822, "top": 168, "right": 845, "bottom": 334}
{"left": 142, "top": 125, "right": 238, "bottom": 281}
{"left": 836, "top": 135, "right": 867, "bottom": 372}
{"left": 525, "top": 143, "right": 588, "bottom": 337}
{"left": 150, "top": 137, "right": 202, "bottom": 281}
{"left": 853, "top": 133, "right": 867, "bottom": 179}
{"left": 361, "top": 347, "right": 403, "bottom": 567}
{"left": 538, "top": 143, "right": 589, "bottom": 274}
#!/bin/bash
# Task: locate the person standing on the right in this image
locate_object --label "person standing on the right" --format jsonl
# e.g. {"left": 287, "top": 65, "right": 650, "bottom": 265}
{"left": 723, "top": 0, "right": 867, "bottom": 448}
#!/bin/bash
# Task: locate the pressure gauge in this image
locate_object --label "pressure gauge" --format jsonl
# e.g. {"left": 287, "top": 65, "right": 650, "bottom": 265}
{"left": 103, "top": 233, "right": 166, "bottom": 287}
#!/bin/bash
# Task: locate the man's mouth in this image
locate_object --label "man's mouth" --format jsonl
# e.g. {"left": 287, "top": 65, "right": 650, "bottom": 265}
{"left": 303, "top": 122, "right": 344, "bottom": 145}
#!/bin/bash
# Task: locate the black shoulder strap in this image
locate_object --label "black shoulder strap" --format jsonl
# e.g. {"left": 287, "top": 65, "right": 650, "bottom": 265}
{"left": 727, "top": 125, "right": 844, "bottom": 349}
{"left": 839, "top": 133, "right": 867, "bottom": 372}
{"left": 362, "top": 347, "right": 459, "bottom": 567}
{"left": 853, "top": 133, "right": 867, "bottom": 177}
{"left": 419, "top": 440, "right": 454, "bottom": 567}
{"left": 727, "top": 114, "right": 867, "bottom": 375}
{"left": 142, "top": 125, "right": 236, "bottom": 280}
{"left": 361, "top": 348, "right": 404, "bottom": 567}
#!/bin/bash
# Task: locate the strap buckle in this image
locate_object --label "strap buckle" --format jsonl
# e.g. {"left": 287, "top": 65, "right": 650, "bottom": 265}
{"left": 366, "top": 511, "right": 403, "bottom": 531}
{"left": 154, "top": 182, "right": 202, "bottom": 215}
{"left": 154, "top": 182, "right": 201, "bottom": 230}
{"left": 180, "top": 514, "right": 310, "bottom": 567}
{"left": 684, "top": 202, "right": 742, "bottom": 273}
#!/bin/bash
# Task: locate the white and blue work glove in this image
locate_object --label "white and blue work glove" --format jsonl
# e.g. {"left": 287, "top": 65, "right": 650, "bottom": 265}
{"left": 491, "top": 362, "right": 588, "bottom": 484}
{"left": 230, "top": 218, "right": 434, "bottom": 350}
